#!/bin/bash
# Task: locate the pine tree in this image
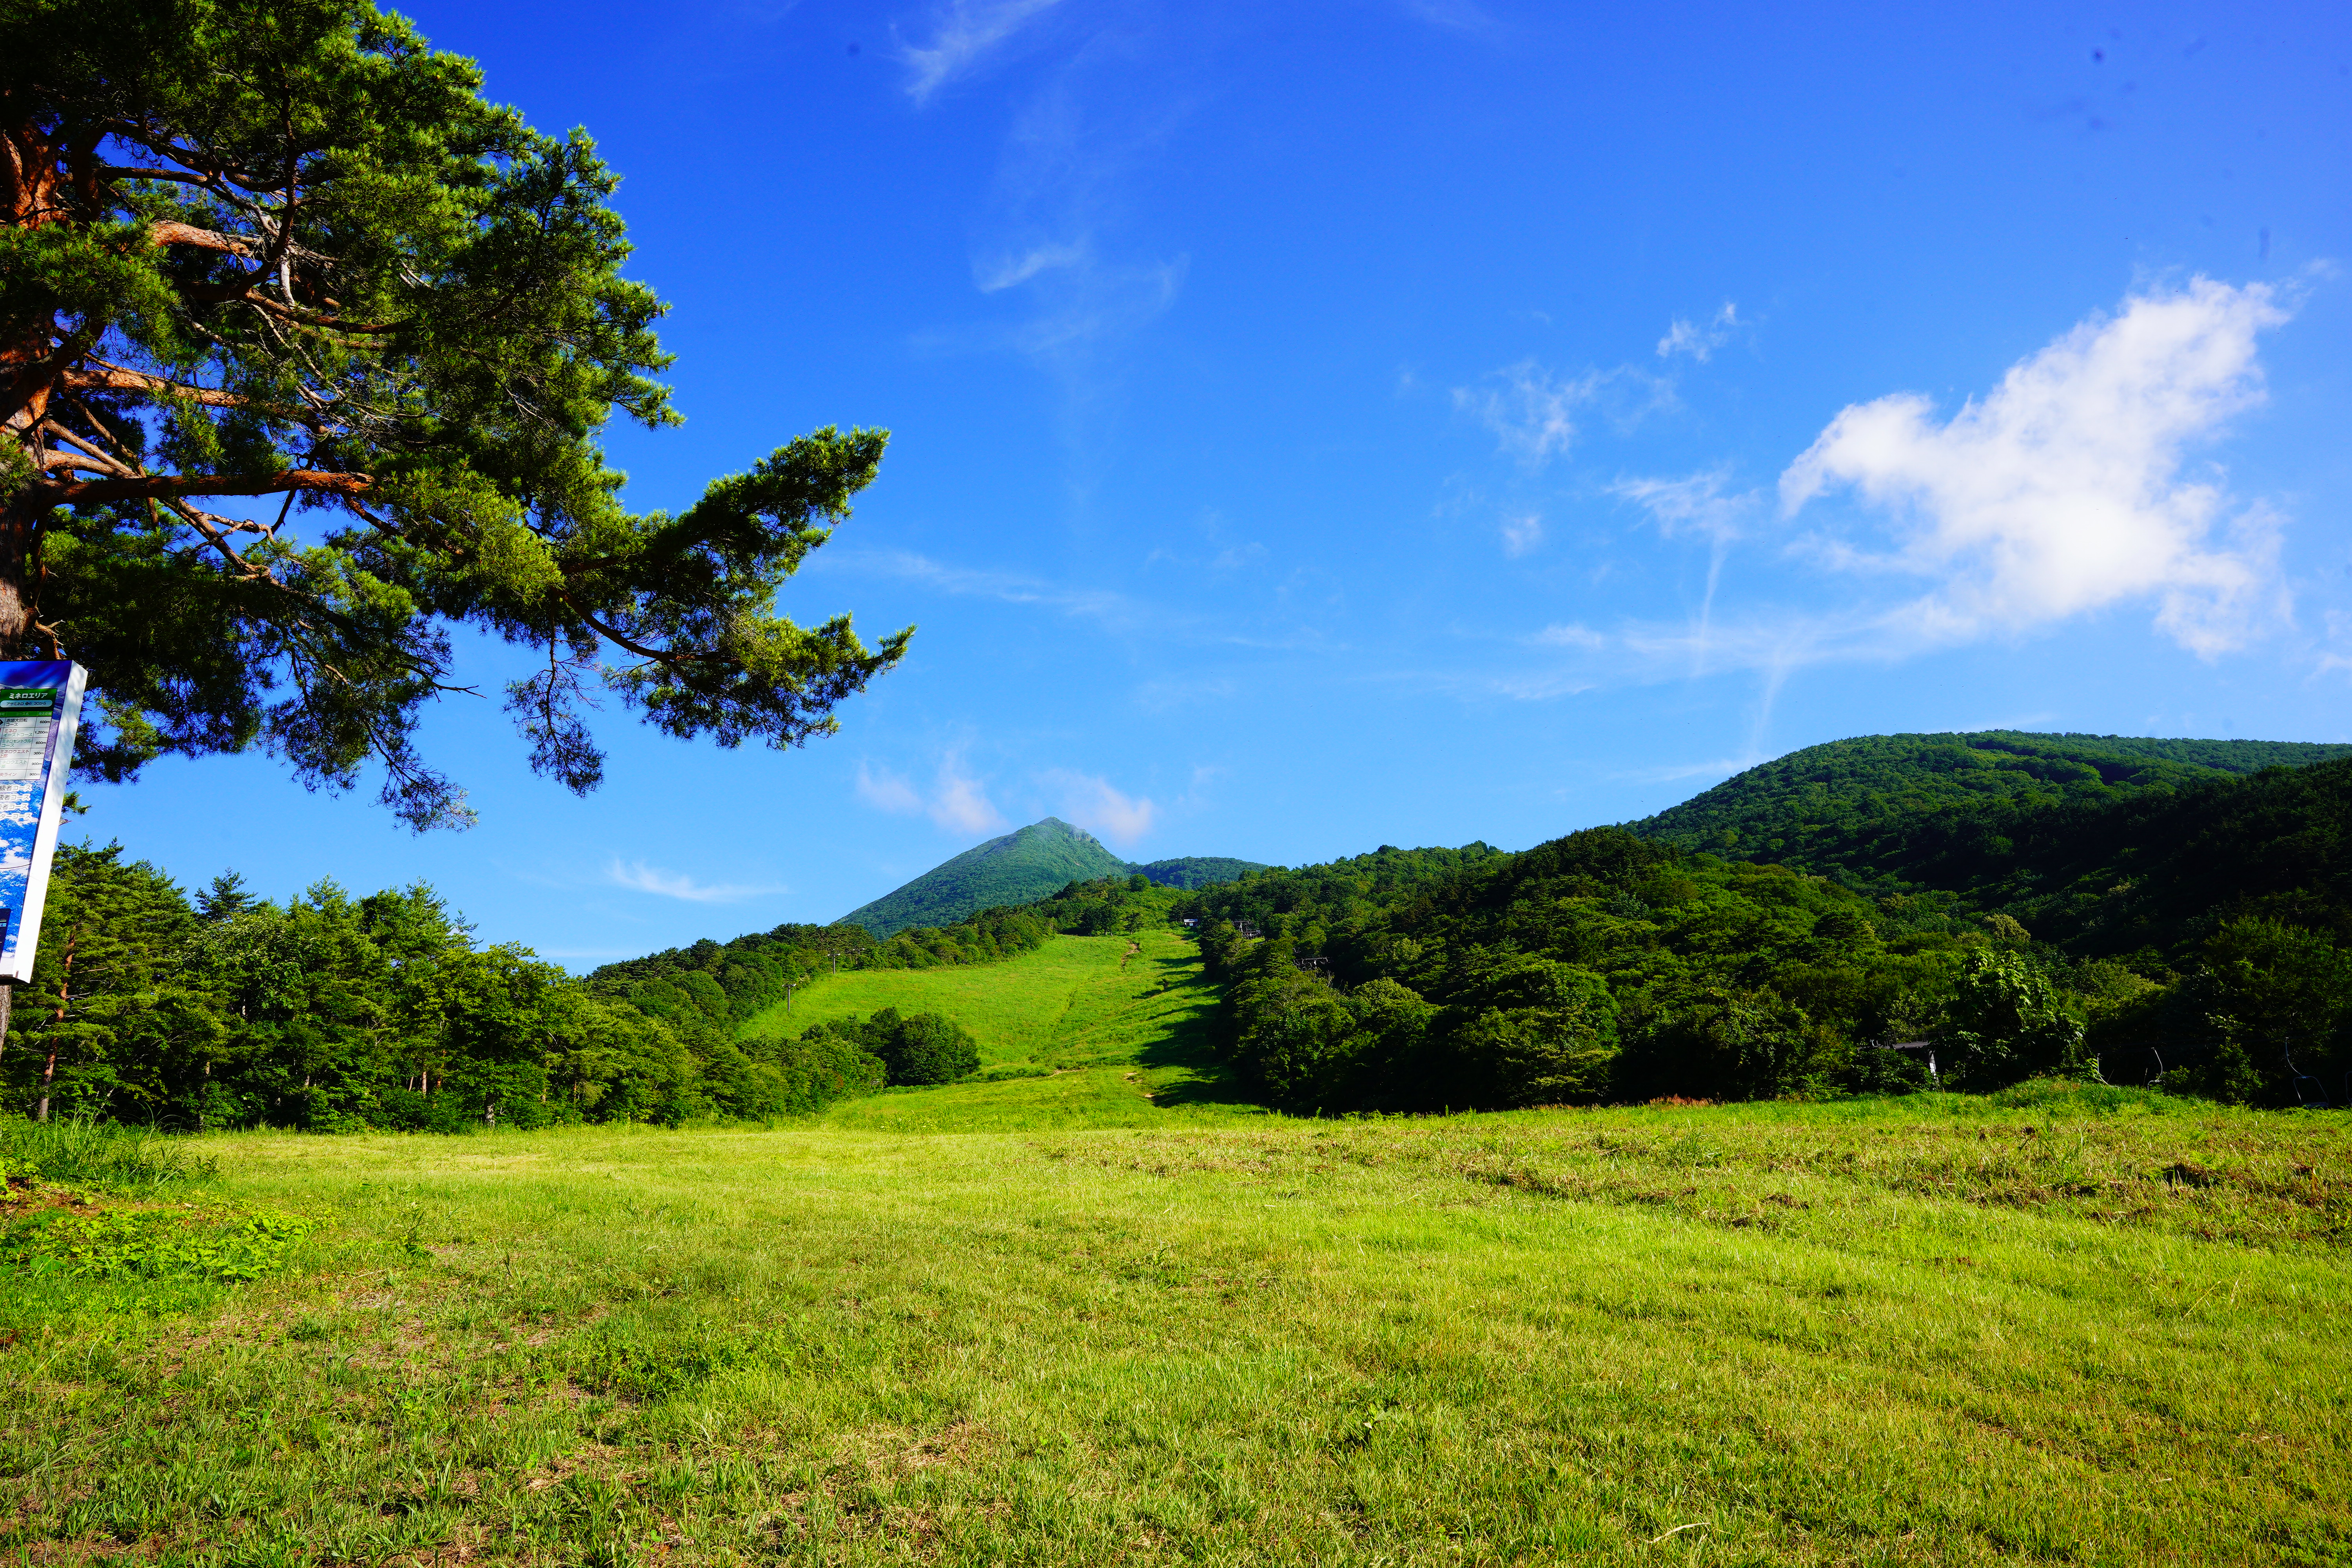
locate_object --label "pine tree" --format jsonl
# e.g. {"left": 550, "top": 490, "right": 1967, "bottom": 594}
{"left": 2, "top": 0, "right": 908, "bottom": 829}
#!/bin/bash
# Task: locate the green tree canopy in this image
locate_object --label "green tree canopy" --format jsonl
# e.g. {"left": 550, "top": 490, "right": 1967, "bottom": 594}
{"left": 0, "top": 0, "right": 907, "bottom": 826}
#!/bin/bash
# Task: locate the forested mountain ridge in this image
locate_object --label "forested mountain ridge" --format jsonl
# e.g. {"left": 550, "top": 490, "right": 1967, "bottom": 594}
{"left": 1176, "top": 747, "right": 2352, "bottom": 1112}
{"left": 838, "top": 818, "right": 1267, "bottom": 936}
{"left": 1131, "top": 857, "right": 1268, "bottom": 890}
{"left": 1630, "top": 731, "right": 2352, "bottom": 885}
{"left": 1866, "top": 754, "right": 2352, "bottom": 960}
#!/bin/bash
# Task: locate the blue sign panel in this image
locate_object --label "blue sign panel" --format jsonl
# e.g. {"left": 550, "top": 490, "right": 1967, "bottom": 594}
{"left": 0, "top": 662, "right": 87, "bottom": 983}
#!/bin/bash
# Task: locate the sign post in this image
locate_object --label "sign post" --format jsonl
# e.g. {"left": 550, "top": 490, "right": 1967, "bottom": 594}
{"left": 0, "top": 662, "right": 89, "bottom": 1048}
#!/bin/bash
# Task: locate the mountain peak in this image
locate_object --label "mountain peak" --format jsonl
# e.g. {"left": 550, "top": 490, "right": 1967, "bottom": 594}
{"left": 837, "top": 817, "right": 1266, "bottom": 936}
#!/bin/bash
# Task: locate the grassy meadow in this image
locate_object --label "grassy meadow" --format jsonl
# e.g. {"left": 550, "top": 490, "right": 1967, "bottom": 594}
{"left": 744, "top": 929, "right": 1267, "bottom": 1132}
{"left": 5, "top": 932, "right": 2351, "bottom": 1565}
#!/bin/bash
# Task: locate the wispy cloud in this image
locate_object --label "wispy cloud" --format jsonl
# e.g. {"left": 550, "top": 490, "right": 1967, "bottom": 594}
{"left": 1613, "top": 468, "right": 1754, "bottom": 544}
{"left": 1042, "top": 769, "right": 1157, "bottom": 847}
{"left": 1530, "top": 622, "right": 1606, "bottom": 648}
{"left": 1500, "top": 513, "right": 1544, "bottom": 557}
{"left": 903, "top": 0, "right": 1067, "bottom": 103}
{"left": 856, "top": 751, "right": 1009, "bottom": 836}
{"left": 1454, "top": 361, "right": 1595, "bottom": 466}
{"left": 1608, "top": 754, "right": 1766, "bottom": 785}
{"left": 1397, "top": 0, "right": 1502, "bottom": 36}
{"left": 1133, "top": 674, "right": 1237, "bottom": 713}
{"left": 1782, "top": 276, "right": 2296, "bottom": 656}
{"left": 974, "top": 238, "right": 1090, "bottom": 292}
{"left": 854, "top": 761, "right": 924, "bottom": 816}
{"left": 606, "top": 861, "right": 787, "bottom": 904}
{"left": 1657, "top": 301, "right": 1742, "bottom": 362}
{"left": 924, "top": 62, "right": 1196, "bottom": 386}
{"left": 1612, "top": 468, "right": 1758, "bottom": 673}
{"left": 817, "top": 548, "right": 1140, "bottom": 628}
{"left": 1454, "top": 360, "right": 1672, "bottom": 467}
{"left": 2314, "top": 610, "right": 2352, "bottom": 678}
{"left": 933, "top": 765, "right": 1005, "bottom": 835}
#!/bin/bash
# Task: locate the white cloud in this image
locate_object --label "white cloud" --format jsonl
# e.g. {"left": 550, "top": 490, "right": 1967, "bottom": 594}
{"left": 1454, "top": 360, "right": 1596, "bottom": 466}
{"left": 913, "top": 255, "right": 1190, "bottom": 366}
{"left": 1780, "top": 277, "right": 2294, "bottom": 656}
{"left": 1608, "top": 755, "right": 1768, "bottom": 785}
{"left": 1658, "top": 301, "right": 1742, "bottom": 362}
{"left": 975, "top": 239, "right": 1090, "bottom": 292}
{"left": 903, "top": 0, "right": 1066, "bottom": 103}
{"left": 1399, "top": 0, "right": 1500, "bottom": 35}
{"left": 931, "top": 761, "right": 1007, "bottom": 835}
{"left": 1530, "top": 622, "right": 1606, "bottom": 648}
{"left": 1610, "top": 470, "right": 1757, "bottom": 674}
{"left": 854, "top": 761, "right": 924, "bottom": 815}
{"left": 816, "top": 548, "right": 1138, "bottom": 628}
{"left": 1500, "top": 514, "right": 1544, "bottom": 557}
{"left": 1454, "top": 360, "right": 1673, "bottom": 466}
{"left": 855, "top": 751, "right": 1008, "bottom": 836}
{"left": 606, "top": 861, "right": 786, "bottom": 904}
{"left": 1611, "top": 468, "right": 1753, "bottom": 543}
{"left": 2317, "top": 610, "right": 2352, "bottom": 677}
{"left": 1042, "top": 770, "right": 1157, "bottom": 847}
{"left": 1133, "top": 675, "right": 1236, "bottom": 713}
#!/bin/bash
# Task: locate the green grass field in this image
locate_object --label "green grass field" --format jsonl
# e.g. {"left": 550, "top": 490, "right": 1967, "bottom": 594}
{"left": 5, "top": 932, "right": 2350, "bottom": 1565}
{"left": 744, "top": 929, "right": 1268, "bottom": 1132}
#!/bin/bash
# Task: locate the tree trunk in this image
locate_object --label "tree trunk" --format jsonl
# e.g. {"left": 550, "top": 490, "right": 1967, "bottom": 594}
{"left": 35, "top": 924, "right": 73, "bottom": 1121}
{"left": 0, "top": 497, "right": 33, "bottom": 659}
{"left": 1, "top": 110, "right": 72, "bottom": 658}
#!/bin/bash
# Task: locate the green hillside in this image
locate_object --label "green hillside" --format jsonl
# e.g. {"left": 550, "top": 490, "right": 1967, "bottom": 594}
{"left": 1629, "top": 730, "right": 2352, "bottom": 880}
{"left": 741, "top": 926, "right": 1265, "bottom": 1131}
{"left": 838, "top": 819, "right": 1268, "bottom": 937}
{"left": 1180, "top": 746, "right": 2352, "bottom": 1109}
{"left": 1860, "top": 751, "right": 2352, "bottom": 960}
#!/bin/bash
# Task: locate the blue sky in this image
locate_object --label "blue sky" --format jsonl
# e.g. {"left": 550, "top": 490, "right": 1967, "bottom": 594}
{"left": 86, "top": 0, "right": 2352, "bottom": 964}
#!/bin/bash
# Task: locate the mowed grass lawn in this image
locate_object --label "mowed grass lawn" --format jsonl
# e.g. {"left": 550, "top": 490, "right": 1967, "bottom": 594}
{"left": 5, "top": 1090, "right": 2349, "bottom": 1566}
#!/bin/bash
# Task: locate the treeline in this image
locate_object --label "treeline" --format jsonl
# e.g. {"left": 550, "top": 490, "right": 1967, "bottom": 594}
{"left": 0, "top": 846, "right": 924, "bottom": 1130}
{"left": 1180, "top": 813, "right": 2351, "bottom": 1112}
{"left": 0, "top": 847, "right": 711, "bottom": 1131}
{"left": 1, "top": 844, "right": 1173, "bottom": 1130}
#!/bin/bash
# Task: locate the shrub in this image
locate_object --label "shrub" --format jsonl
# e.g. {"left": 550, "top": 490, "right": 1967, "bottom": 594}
{"left": 797, "top": 1009, "right": 976, "bottom": 1088}
{"left": 871, "top": 1010, "right": 980, "bottom": 1085}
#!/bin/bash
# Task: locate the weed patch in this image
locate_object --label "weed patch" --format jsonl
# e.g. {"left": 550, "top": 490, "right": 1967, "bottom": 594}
{"left": 0, "top": 1198, "right": 312, "bottom": 1283}
{"left": 0, "top": 1117, "right": 218, "bottom": 1194}
{"left": 568, "top": 1328, "right": 769, "bottom": 1401}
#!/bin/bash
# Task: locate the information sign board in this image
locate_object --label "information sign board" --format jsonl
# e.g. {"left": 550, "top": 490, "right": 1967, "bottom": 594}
{"left": 0, "top": 662, "right": 87, "bottom": 983}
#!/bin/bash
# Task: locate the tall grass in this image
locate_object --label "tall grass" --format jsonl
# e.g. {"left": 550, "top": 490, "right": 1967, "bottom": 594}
{"left": 0, "top": 1115, "right": 218, "bottom": 1193}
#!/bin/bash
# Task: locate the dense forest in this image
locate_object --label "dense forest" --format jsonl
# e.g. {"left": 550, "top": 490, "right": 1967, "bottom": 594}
{"left": 11, "top": 735, "right": 2350, "bottom": 1129}
{"left": 0, "top": 849, "right": 1162, "bottom": 1129}
{"left": 1178, "top": 754, "right": 2352, "bottom": 1113}
{"left": 1632, "top": 732, "right": 2352, "bottom": 889}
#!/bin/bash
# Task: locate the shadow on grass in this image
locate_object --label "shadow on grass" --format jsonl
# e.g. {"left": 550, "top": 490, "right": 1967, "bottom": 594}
{"left": 1134, "top": 976, "right": 1261, "bottom": 1109}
